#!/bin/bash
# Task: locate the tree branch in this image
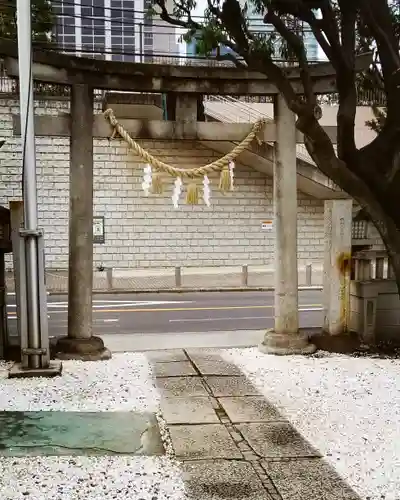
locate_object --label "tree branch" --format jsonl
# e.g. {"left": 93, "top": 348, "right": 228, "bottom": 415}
{"left": 359, "top": 0, "right": 400, "bottom": 124}
{"left": 154, "top": 0, "right": 200, "bottom": 30}
{"left": 334, "top": 1, "right": 358, "bottom": 162}
{"left": 305, "top": 18, "right": 334, "bottom": 62}
{"left": 216, "top": 51, "right": 247, "bottom": 69}
{"left": 360, "top": 0, "right": 400, "bottom": 72}
{"left": 263, "top": 9, "right": 315, "bottom": 107}
{"left": 318, "top": 0, "right": 347, "bottom": 67}
{"left": 206, "top": 0, "right": 222, "bottom": 19}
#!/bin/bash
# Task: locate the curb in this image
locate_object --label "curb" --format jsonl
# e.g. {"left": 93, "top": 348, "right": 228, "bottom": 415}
{"left": 41, "top": 285, "right": 323, "bottom": 296}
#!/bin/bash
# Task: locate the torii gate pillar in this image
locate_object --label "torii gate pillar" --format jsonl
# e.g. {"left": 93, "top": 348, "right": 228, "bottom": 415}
{"left": 55, "top": 83, "right": 111, "bottom": 361}
{"left": 260, "top": 95, "right": 316, "bottom": 355}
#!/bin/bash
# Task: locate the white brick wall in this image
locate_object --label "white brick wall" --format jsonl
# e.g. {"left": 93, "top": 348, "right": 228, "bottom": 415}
{"left": 0, "top": 97, "right": 326, "bottom": 270}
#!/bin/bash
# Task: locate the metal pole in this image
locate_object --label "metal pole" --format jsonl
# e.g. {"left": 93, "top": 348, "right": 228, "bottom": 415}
{"left": 17, "top": 0, "right": 41, "bottom": 368}
{"left": 306, "top": 264, "right": 312, "bottom": 286}
{"left": 175, "top": 266, "right": 182, "bottom": 288}
{"left": 139, "top": 23, "right": 144, "bottom": 63}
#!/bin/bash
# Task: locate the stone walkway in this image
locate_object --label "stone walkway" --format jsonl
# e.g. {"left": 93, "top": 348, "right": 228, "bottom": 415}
{"left": 147, "top": 348, "right": 361, "bottom": 500}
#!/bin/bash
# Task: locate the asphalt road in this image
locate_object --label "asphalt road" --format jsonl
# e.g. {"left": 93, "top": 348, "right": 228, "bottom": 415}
{"left": 6, "top": 290, "right": 323, "bottom": 338}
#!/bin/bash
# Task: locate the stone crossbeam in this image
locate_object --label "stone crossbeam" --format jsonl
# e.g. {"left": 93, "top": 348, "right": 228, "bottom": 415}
{"left": 1, "top": 40, "right": 372, "bottom": 96}
{"left": 12, "top": 115, "right": 338, "bottom": 143}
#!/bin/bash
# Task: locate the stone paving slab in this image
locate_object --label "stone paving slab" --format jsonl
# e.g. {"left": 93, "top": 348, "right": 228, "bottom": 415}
{"left": 237, "top": 422, "right": 321, "bottom": 459}
{"left": 160, "top": 396, "right": 220, "bottom": 425}
{"left": 218, "top": 396, "right": 284, "bottom": 423}
{"left": 185, "top": 348, "right": 227, "bottom": 357}
{"left": 189, "top": 356, "right": 243, "bottom": 376}
{"left": 150, "top": 348, "right": 361, "bottom": 500}
{"left": 204, "top": 375, "right": 262, "bottom": 397}
{"left": 145, "top": 350, "right": 188, "bottom": 362}
{"left": 261, "top": 458, "right": 362, "bottom": 500}
{"left": 182, "top": 459, "right": 273, "bottom": 500}
{"left": 153, "top": 361, "right": 197, "bottom": 378}
{"left": 155, "top": 376, "right": 209, "bottom": 397}
{"left": 168, "top": 424, "right": 243, "bottom": 460}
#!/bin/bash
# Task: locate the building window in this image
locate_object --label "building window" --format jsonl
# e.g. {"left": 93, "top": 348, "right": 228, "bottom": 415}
{"left": 55, "top": 0, "right": 138, "bottom": 61}
{"left": 144, "top": 32, "right": 153, "bottom": 46}
{"left": 352, "top": 220, "right": 368, "bottom": 240}
{"left": 109, "top": 0, "right": 136, "bottom": 61}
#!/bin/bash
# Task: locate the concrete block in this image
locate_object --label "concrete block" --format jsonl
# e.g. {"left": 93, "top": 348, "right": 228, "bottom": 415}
{"left": 8, "top": 361, "right": 63, "bottom": 379}
{"left": 189, "top": 355, "right": 243, "bottom": 376}
{"left": 182, "top": 460, "right": 270, "bottom": 500}
{"left": 261, "top": 458, "right": 360, "bottom": 500}
{"left": 204, "top": 376, "right": 261, "bottom": 397}
{"left": 218, "top": 396, "right": 283, "bottom": 423}
{"left": 152, "top": 361, "right": 197, "bottom": 378}
{"left": 155, "top": 376, "right": 209, "bottom": 397}
{"left": 160, "top": 396, "right": 219, "bottom": 424}
{"left": 237, "top": 422, "right": 320, "bottom": 459}
{"left": 145, "top": 349, "right": 188, "bottom": 363}
{"left": 168, "top": 424, "right": 243, "bottom": 459}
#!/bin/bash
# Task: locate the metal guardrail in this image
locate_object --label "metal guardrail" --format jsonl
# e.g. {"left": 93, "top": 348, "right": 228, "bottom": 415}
{"left": 5, "top": 264, "right": 323, "bottom": 292}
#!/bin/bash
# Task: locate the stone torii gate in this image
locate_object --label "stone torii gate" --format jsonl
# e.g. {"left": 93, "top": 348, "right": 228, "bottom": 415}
{"left": 3, "top": 43, "right": 371, "bottom": 359}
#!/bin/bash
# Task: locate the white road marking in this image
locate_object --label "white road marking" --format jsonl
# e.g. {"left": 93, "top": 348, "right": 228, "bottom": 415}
{"left": 299, "top": 307, "right": 323, "bottom": 311}
{"left": 7, "top": 306, "right": 322, "bottom": 322}
{"left": 169, "top": 307, "right": 323, "bottom": 323}
{"left": 7, "top": 300, "right": 193, "bottom": 309}
{"left": 169, "top": 315, "right": 271, "bottom": 323}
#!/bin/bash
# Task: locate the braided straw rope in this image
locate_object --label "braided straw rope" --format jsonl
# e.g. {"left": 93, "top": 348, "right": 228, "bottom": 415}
{"left": 103, "top": 108, "right": 266, "bottom": 179}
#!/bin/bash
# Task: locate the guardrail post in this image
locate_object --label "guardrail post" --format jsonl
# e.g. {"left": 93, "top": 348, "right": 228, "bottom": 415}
{"left": 106, "top": 268, "right": 113, "bottom": 290}
{"left": 241, "top": 265, "right": 248, "bottom": 287}
{"left": 306, "top": 264, "right": 312, "bottom": 286}
{"left": 175, "top": 266, "right": 182, "bottom": 288}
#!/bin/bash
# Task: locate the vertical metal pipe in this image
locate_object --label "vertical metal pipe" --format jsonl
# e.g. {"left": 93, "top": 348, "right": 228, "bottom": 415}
{"left": 140, "top": 23, "right": 144, "bottom": 63}
{"left": 17, "top": 0, "right": 40, "bottom": 368}
{"left": 306, "top": 264, "right": 312, "bottom": 286}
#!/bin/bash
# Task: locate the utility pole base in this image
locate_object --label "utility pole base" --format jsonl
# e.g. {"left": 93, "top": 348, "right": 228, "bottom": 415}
{"left": 55, "top": 336, "right": 112, "bottom": 361}
{"left": 259, "top": 329, "right": 317, "bottom": 355}
{"left": 8, "top": 360, "right": 62, "bottom": 379}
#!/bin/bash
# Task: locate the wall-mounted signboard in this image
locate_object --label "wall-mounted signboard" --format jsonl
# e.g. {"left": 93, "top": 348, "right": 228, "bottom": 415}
{"left": 261, "top": 219, "right": 274, "bottom": 232}
{"left": 93, "top": 216, "right": 105, "bottom": 244}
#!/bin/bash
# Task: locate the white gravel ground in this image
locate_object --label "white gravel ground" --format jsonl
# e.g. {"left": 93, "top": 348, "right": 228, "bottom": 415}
{"left": 0, "top": 354, "right": 160, "bottom": 412}
{"left": 223, "top": 348, "right": 400, "bottom": 500}
{"left": 0, "top": 355, "right": 186, "bottom": 500}
{"left": 0, "top": 456, "right": 185, "bottom": 500}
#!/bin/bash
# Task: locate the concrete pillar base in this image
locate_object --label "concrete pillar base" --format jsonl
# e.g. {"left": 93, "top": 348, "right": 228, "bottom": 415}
{"left": 8, "top": 360, "right": 62, "bottom": 379}
{"left": 55, "top": 336, "right": 111, "bottom": 361}
{"left": 259, "top": 329, "right": 316, "bottom": 355}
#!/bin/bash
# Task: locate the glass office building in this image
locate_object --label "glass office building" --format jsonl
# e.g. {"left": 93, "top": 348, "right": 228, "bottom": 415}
{"left": 53, "top": 0, "right": 178, "bottom": 62}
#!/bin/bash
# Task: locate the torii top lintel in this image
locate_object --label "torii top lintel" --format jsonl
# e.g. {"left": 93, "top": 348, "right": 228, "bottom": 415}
{"left": 1, "top": 40, "right": 372, "bottom": 96}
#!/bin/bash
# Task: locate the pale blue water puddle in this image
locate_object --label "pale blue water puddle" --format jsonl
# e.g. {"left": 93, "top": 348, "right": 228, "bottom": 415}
{"left": 0, "top": 411, "right": 165, "bottom": 456}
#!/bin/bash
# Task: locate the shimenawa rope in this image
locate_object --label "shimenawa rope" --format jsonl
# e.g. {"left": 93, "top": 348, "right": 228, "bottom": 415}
{"left": 103, "top": 107, "right": 266, "bottom": 204}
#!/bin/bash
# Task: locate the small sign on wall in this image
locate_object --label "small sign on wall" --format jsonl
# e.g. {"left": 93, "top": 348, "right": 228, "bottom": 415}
{"left": 93, "top": 216, "right": 105, "bottom": 244}
{"left": 261, "top": 219, "right": 274, "bottom": 232}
